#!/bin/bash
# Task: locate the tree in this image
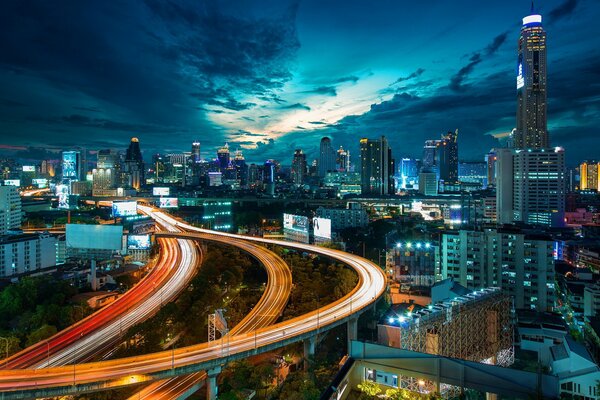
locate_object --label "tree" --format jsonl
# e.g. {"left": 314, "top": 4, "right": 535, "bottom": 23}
{"left": 357, "top": 380, "right": 382, "bottom": 397}
{"left": 25, "top": 324, "right": 57, "bottom": 347}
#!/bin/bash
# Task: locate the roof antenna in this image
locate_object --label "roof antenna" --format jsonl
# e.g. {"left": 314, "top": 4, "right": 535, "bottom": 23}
{"left": 531, "top": 0, "right": 535, "bottom": 13}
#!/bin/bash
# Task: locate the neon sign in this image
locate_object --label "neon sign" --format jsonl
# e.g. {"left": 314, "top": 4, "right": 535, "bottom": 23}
{"left": 516, "top": 63, "right": 525, "bottom": 89}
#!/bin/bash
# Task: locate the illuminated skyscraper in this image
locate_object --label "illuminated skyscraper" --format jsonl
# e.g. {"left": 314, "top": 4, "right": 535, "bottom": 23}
{"left": 579, "top": 161, "right": 600, "bottom": 191}
{"left": 359, "top": 136, "right": 395, "bottom": 195}
{"left": 62, "top": 151, "right": 81, "bottom": 182}
{"left": 191, "top": 141, "right": 201, "bottom": 163}
{"left": 437, "top": 129, "right": 459, "bottom": 183}
{"left": 336, "top": 146, "right": 351, "bottom": 172}
{"left": 217, "top": 143, "right": 230, "bottom": 171}
{"left": 515, "top": 8, "right": 548, "bottom": 149}
{"left": 291, "top": 149, "right": 307, "bottom": 185}
{"left": 124, "top": 137, "right": 144, "bottom": 190}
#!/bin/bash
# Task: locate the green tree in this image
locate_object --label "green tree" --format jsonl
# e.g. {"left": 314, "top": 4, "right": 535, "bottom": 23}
{"left": 25, "top": 324, "right": 57, "bottom": 347}
{"left": 357, "top": 380, "right": 382, "bottom": 397}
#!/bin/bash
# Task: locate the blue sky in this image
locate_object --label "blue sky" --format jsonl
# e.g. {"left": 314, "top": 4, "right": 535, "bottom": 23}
{"left": 0, "top": 0, "right": 599, "bottom": 165}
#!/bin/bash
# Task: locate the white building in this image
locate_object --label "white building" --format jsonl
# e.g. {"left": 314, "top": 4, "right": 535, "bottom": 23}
{"left": 584, "top": 284, "right": 600, "bottom": 321}
{"left": 441, "top": 227, "right": 555, "bottom": 311}
{"left": 0, "top": 185, "right": 22, "bottom": 234}
{"left": 0, "top": 233, "right": 57, "bottom": 278}
{"left": 316, "top": 202, "right": 368, "bottom": 231}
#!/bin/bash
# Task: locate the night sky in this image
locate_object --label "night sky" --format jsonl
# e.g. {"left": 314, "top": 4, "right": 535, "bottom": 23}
{"left": 1, "top": 0, "right": 599, "bottom": 165}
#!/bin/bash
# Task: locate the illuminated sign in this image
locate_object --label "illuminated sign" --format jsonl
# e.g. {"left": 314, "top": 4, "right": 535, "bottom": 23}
{"left": 516, "top": 63, "right": 525, "bottom": 90}
{"left": 127, "top": 234, "right": 151, "bottom": 250}
{"left": 159, "top": 197, "right": 178, "bottom": 208}
{"left": 32, "top": 178, "right": 48, "bottom": 188}
{"left": 152, "top": 187, "right": 170, "bottom": 196}
{"left": 62, "top": 151, "right": 79, "bottom": 179}
{"left": 22, "top": 166, "right": 35, "bottom": 172}
{"left": 283, "top": 214, "right": 309, "bottom": 233}
{"left": 66, "top": 224, "right": 123, "bottom": 250}
{"left": 522, "top": 15, "right": 542, "bottom": 25}
{"left": 4, "top": 179, "right": 20, "bottom": 186}
{"left": 313, "top": 217, "right": 332, "bottom": 239}
{"left": 112, "top": 201, "right": 138, "bottom": 217}
{"left": 56, "top": 184, "right": 69, "bottom": 209}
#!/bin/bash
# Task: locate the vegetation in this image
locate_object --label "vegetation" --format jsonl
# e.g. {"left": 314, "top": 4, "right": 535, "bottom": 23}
{"left": 0, "top": 276, "right": 90, "bottom": 359}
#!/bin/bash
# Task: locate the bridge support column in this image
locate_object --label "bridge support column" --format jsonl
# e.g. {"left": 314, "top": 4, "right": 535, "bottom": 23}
{"left": 347, "top": 317, "right": 358, "bottom": 352}
{"left": 207, "top": 366, "right": 222, "bottom": 400}
{"left": 303, "top": 336, "right": 316, "bottom": 370}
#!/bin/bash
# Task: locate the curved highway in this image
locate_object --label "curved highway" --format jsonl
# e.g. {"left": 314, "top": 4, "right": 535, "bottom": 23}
{"left": 0, "top": 208, "right": 386, "bottom": 398}
{"left": 128, "top": 232, "right": 293, "bottom": 400}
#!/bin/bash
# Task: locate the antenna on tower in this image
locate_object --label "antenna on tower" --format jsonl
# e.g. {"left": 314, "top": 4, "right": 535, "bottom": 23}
{"left": 531, "top": 0, "right": 535, "bottom": 13}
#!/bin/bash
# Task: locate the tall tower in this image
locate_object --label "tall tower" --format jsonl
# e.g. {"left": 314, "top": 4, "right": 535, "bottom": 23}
{"left": 217, "top": 143, "right": 230, "bottom": 171}
{"left": 360, "top": 136, "right": 394, "bottom": 195}
{"left": 515, "top": 8, "right": 548, "bottom": 149}
{"left": 291, "top": 149, "right": 307, "bottom": 185}
{"left": 318, "top": 137, "right": 336, "bottom": 177}
{"left": 191, "top": 141, "right": 201, "bottom": 163}
{"left": 437, "top": 129, "right": 459, "bottom": 183}
{"left": 125, "top": 137, "right": 144, "bottom": 190}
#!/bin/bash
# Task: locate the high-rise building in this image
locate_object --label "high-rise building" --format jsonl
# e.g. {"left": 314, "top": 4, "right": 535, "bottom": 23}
{"left": 515, "top": 9, "right": 548, "bottom": 150}
{"left": 0, "top": 233, "right": 56, "bottom": 278}
{"left": 495, "top": 148, "right": 515, "bottom": 224}
{"left": 0, "top": 185, "right": 21, "bottom": 234}
{"left": 191, "top": 141, "right": 201, "bottom": 163}
{"left": 291, "top": 149, "right": 307, "bottom": 185}
{"left": 360, "top": 136, "right": 394, "bottom": 195}
{"left": 437, "top": 130, "right": 459, "bottom": 183}
{"left": 441, "top": 227, "right": 555, "bottom": 311}
{"left": 418, "top": 168, "right": 438, "bottom": 196}
{"left": 485, "top": 150, "right": 497, "bottom": 188}
{"left": 458, "top": 161, "right": 487, "bottom": 186}
{"left": 399, "top": 158, "right": 419, "bottom": 189}
{"left": 217, "top": 143, "right": 230, "bottom": 171}
{"left": 580, "top": 161, "right": 600, "bottom": 191}
{"left": 318, "top": 137, "right": 336, "bottom": 177}
{"left": 62, "top": 151, "right": 81, "bottom": 182}
{"left": 336, "top": 146, "right": 351, "bottom": 172}
{"left": 513, "top": 148, "right": 565, "bottom": 227}
{"left": 124, "top": 137, "right": 145, "bottom": 190}
{"left": 92, "top": 149, "right": 119, "bottom": 196}
{"left": 232, "top": 150, "right": 248, "bottom": 187}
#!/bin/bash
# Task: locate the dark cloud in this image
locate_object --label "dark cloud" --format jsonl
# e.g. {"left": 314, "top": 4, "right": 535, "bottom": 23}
{"left": 304, "top": 85, "right": 337, "bottom": 96}
{"left": 27, "top": 114, "right": 188, "bottom": 134}
{"left": 484, "top": 32, "right": 508, "bottom": 55}
{"left": 333, "top": 75, "right": 360, "bottom": 84}
{"left": 280, "top": 103, "right": 311, "bottom": 111}
{"left": 548, "top": 0, "right": 578, "bottom": 24}
{"left": 390, "top": 68, "right": 426, "bottom": 85}
{"left": 72, "top": 106, "right": 101, "bottom": 113}
{"left": 309, "top": 121, "right": 327, "bottom": 125}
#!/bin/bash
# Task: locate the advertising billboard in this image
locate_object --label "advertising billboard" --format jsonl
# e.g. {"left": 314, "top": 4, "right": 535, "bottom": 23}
{"left": 283, "top": 214, "right": 309, "bottom": 233}
{"left": 32, "top": 178, "right": 48, "bottom": 188}
{"left": 312, "top": 217, "right": 332, "bottom": 239}
{"left": 66, "top": 224, "right": 123, "bottom": 250}
{"left": 22, "top": 166, "right": 35, "bottom": 172}
{"left": 56, "top": 184, "right": 69, "bottom": 209}
{"left": 127, "top": 234, "right": 151, "bottom": 250}
{"left": 159, "top": 197, "right": 178, "bottom": 208}
{"left": 112, "top": 201, "right": 138, "bottom": 217}
{"left": 152, "top": 187, "right": 170, "bottom": 196}
{"left": 62, "top": 151, "right": 79, "bottom": 180}
{"left": 4, "top": 179, "right": 21, "bottom": 187}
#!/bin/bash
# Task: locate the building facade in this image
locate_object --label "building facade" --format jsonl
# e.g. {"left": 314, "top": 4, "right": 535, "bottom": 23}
{"left": 0, "top": 185, "right": 21, "bottom": 234}
{"left": 0, "top": 233, "right": 57, "bottom": 278}
{"left": 360, "top": 136, "right": 394, "bottom": 196}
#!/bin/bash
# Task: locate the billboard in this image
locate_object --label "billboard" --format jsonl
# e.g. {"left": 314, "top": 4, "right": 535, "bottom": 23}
{"left": 153, "top": 187, "right": 170, "bottom": 196}
{"left": 4, "top": 179, "right": 20, "bottom": 186}
{"left": 127, "top": 234, "right": 151, "bottom": 250}
{"left": 56, "top": 184, "right": 69, "bottom": 209}
{"left": 32, "top": 178, "right": 48, "bottom": 188}
{"left": 66, "top": 224, "right": 123, "bottom": 250}
{"left": 159, "top": 197, "right": 178, "bottom": 208}
{"left": 283, "top": 214, "right": 309, "bottom": 233}
{"left": 62, "top": 151, "right": 80, "bottom": 180}
{"left": 313, "top": 217, "right": 332, "bottom": 239}
{"left": 22, "top": 166, "right": 35, "bottom": 172}
{"left": 112, "top": 201, "right": 138, "bottom": 217}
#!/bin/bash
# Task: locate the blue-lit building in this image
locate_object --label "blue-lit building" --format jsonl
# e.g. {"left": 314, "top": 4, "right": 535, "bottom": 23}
{"left": 202, "top": 201, "right": 233, "bottom": 232}
{"left": 387, "top": 241, "right": 439, "bottom": 286}
{"left": 459, "top": 161, "right": 487, "bottom": 187}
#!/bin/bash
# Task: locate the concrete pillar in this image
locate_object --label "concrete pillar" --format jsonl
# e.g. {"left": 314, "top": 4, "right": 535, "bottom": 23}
{"left": 347, "top": 317, "right": 358, "bottom": 352}
{"left": 206, "top": 366, "right": 222, "bottom": 400}
{"left": 303, "top": 336, "right": 316, "bottom": 370}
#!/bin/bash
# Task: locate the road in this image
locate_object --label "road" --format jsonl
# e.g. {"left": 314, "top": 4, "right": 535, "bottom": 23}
{"left": 4, "top": 214, "right": 201, "bottom": 369}
{"left": 0, "top": 208, "right": 386, "bottom": 398}
{"left": 128, "top": 231, "right": 293, "bottom": 400}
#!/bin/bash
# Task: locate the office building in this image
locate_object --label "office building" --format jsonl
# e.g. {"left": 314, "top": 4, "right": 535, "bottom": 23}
{"left": 315, "top": 202, "right": 368, "bottom": 230}
{"left": 336, "top": 146, "right": 351, "bottom": 172}
{"left": 191, "top": 141, "right": 201, "bottom": 163}
{"left": 486, "top": 150, "right": 497, "bottom": 188}
{"left": 437, "top": 130, "right": 459, "bottom": 183}
{"left": 459, "top": 161, "right": 487, "bottom": 186}
{"left": 92, "top": 149, "right": 119, "bottom": 196}
{"left": 323, "top": 172, "right": 362, "bottom": 196}
{"left": 0, "top": 233, "right": 56, "bottom": 278}
{"left": 360, "top": 136, "right": 395, "bottom": 195}
{"left": 515, "top": 10, "right": 548, "bottom": 150}
{"left": 124, "top": 137, "right": 144, "bottom": 190}
{"left": 399, "top": 158, "right": 419, "bottom": 189}
{"left": 319, "top": 137, "right": 336, "bottom": 177}
{"left": 418, "top": 168, "right": 438, "bottom": 196}
{"left": 580, "top": 161, "right": 600, "bottom": 191}
{"left": 217, "top": 143, "right": 230, "bottom": 171}
{"left": 232, "top": 150, "right": 248, "bottom": 187}
{"left": 513, "top": 148, "right": 566, "bottom": 227}
{"left": 441, "top": 227, "right": 555, "bottom": 311}
{"left": 0, "top": 185, "right": 21, "bottom": 234}
{"left": 291, "top": 149, "right": 307, "bottom": 185}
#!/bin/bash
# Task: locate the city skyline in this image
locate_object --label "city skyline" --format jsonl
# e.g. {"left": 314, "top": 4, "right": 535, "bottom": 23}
{"left": 1, "top": 0, "right": 599, "bottom": 164}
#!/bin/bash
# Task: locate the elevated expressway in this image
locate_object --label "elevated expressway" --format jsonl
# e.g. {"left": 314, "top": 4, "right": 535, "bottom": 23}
{"left": 0, "top": 208, "right": 386, "bottom": 399}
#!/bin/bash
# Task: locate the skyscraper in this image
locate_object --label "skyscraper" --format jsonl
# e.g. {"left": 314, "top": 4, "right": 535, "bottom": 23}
{"left": 318, "top": 137, "right": 336, "bottom": 177}
{"left": 485, "top": 150, "right": 497, "bottom": 188}
{"left": 92, "top": 149, "right": 119, "bottom": 196}
{"left": 0, "top": 185, "right": 21, "bottom": 234}
{"left": 291, "top": 149, "right": 307, "bottom": 185}
{"left": 191, "top": 141, "right": 201, "bottom": 163}
{"left": 124, "top": 137, "right": 144, "bottom": 190}
{"left": 437, "top": 130, "right": 459, "bottom": 183}
{"left": 62, "top": 151, "right": 81, "bottom": 182}
{"left": 515, "top": 9, "right": 548, "bottom": 149}
{"left": 580, "top": 161, "right": 600, "bottom": 191}
{"left": 217, "top": 143, "right": 230, "bottom": 171}
{"left": 233, "top": 149, "right": 248, "bottom": 187}
{"left": 359, "top": 136, "right": 394, "bottom": 195}
{"left": 336, "top": 146, "right": 351, "bottom": 172}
